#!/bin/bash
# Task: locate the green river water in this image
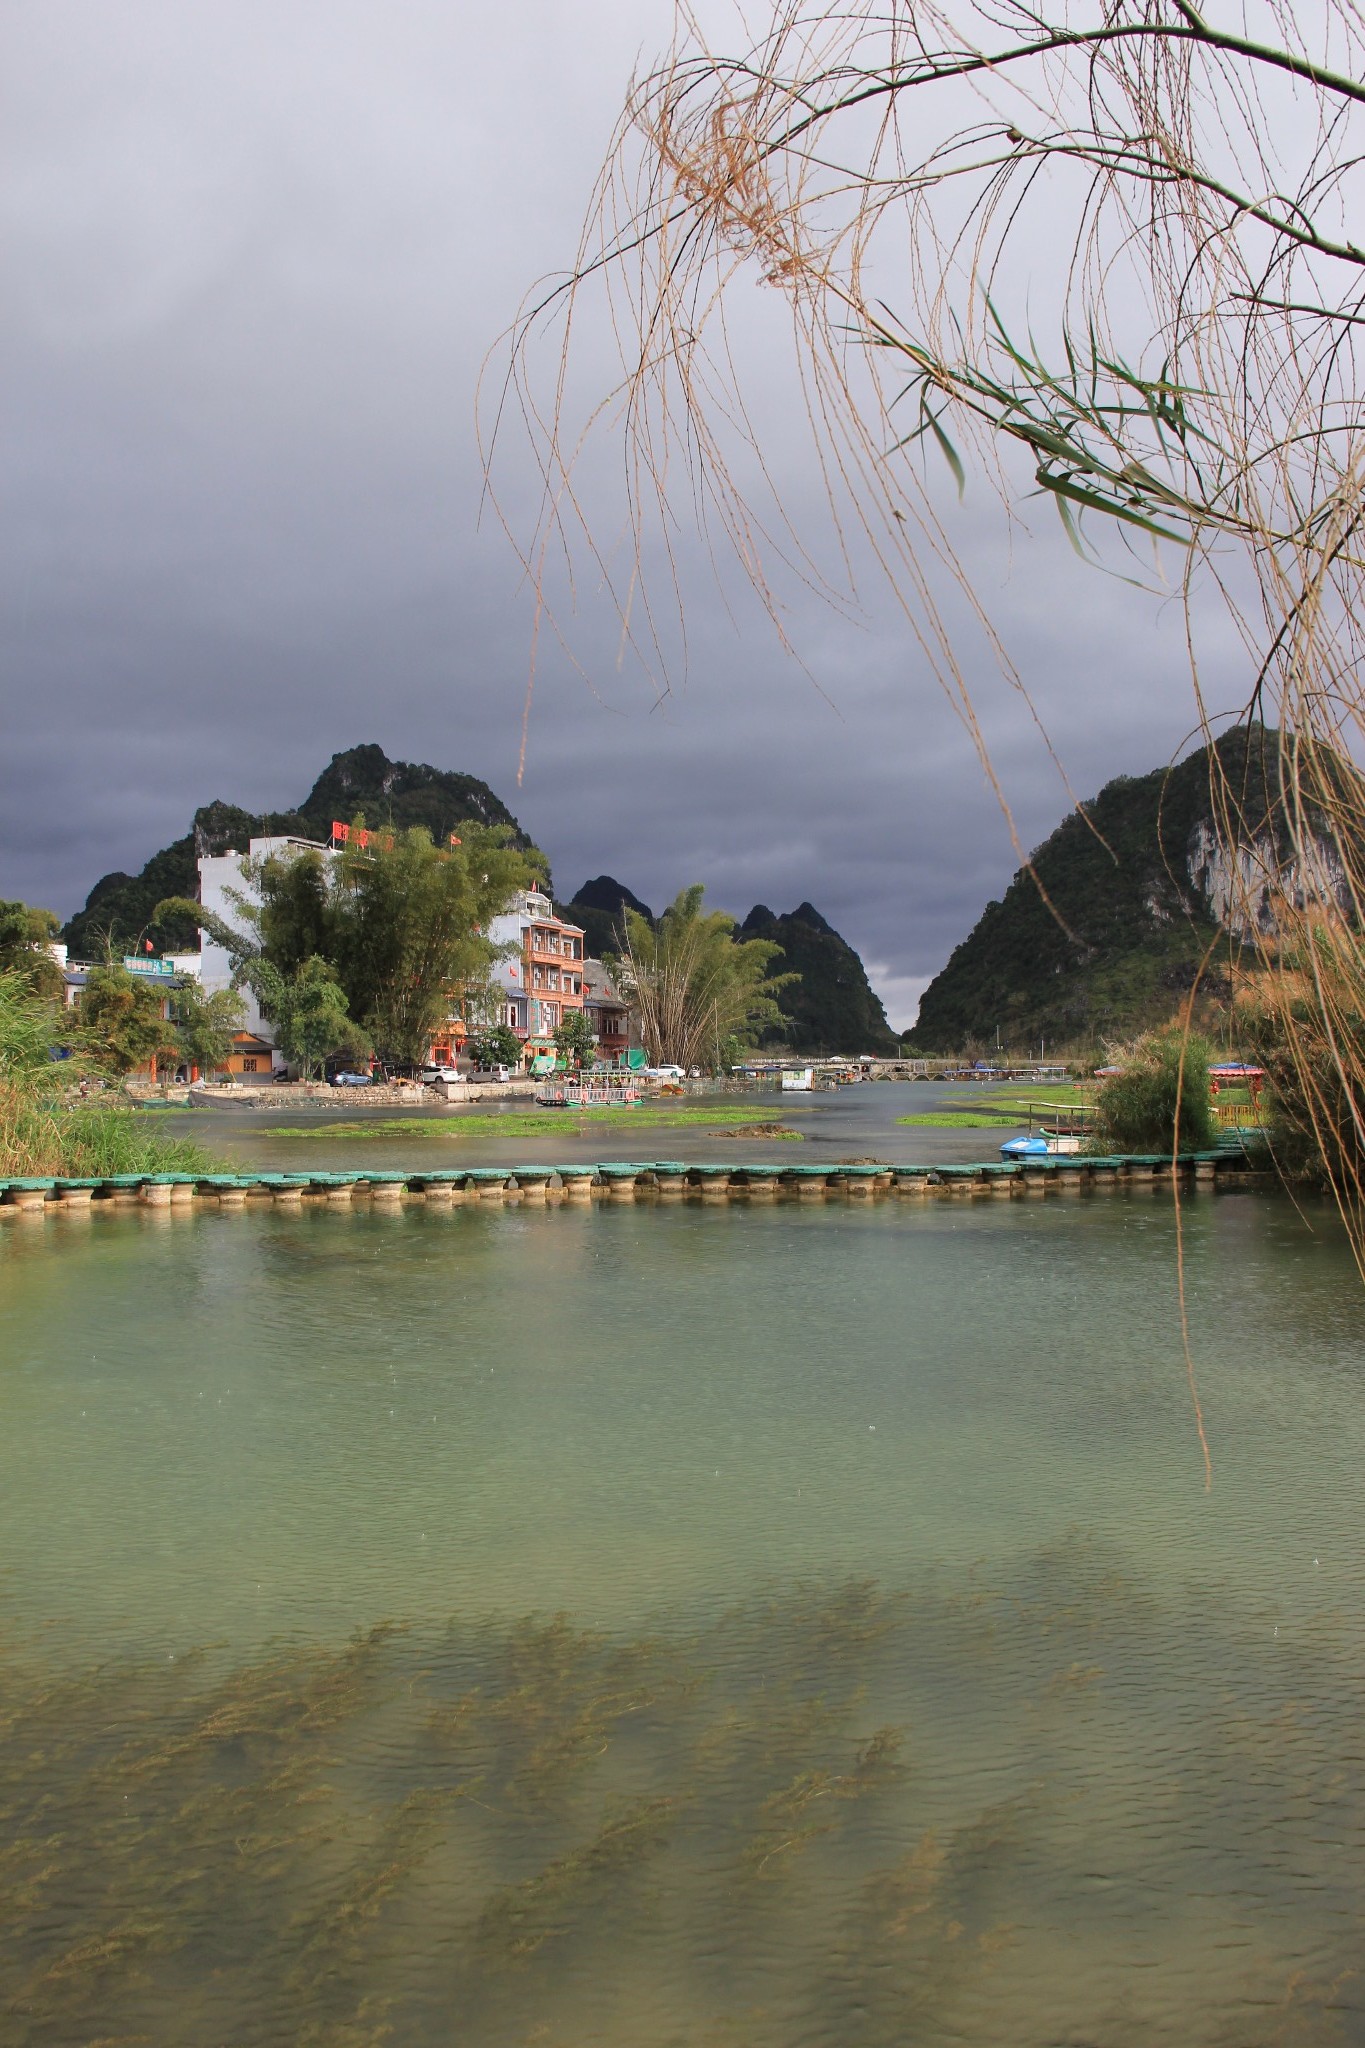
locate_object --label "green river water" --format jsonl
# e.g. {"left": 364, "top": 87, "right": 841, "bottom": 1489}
{"left": 1, "top": 1181, "right": 1362, "bottom": 2045}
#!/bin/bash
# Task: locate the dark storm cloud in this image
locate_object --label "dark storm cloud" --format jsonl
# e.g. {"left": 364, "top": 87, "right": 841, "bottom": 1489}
{"left": 1, "top": 2, "right": 1231, "bottom": 1027}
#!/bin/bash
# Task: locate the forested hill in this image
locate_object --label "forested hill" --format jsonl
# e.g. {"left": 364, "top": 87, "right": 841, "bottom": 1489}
{"left": 62, "top": 745, "right": 546, "bottom": 959}
{"left": 739, "top": 901, "right": 899, "bottom": 1055}
{"left": 559, "top": 876, "right": 655, "bottom": 959}
{"left": 560, "top": 881, "right": 899, "bottom": 1055}
{"left": 912, "top": 724, "right": 1358, "bottom": 1053}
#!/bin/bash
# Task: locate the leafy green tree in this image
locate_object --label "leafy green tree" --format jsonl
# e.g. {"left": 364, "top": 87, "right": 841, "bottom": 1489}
{"left": 615, "top": 885, "right": 793, "bottom": 1071}
{"left": 553, "top": 1009, "right": 597, "bottom": 1069}
{"left": 264, "top": 957, "right": 370, "bottom": 1080}
{"left": 252, "top": 848, "right": 332, "bottom": 977}
{"left": 169, "top": 979, "right": 245, "bottom": 1077}
{"left": 1092, "top": 1030, "right": 1216, "bottom": 1156}
{"left": 328, "top": 825, "right": 531, "bottom": 1066}
{"left": 0, "top": 970, "right": 215, "bottom": 1177}
{"left": 0, "top": 899, "right": 63, "bottom": 998}
{"left": 468, "top": 1023, "right": 523, "bottom": 1071}
{"left": 76, "top": 965, "right": 181, "bottom": 1079}
{"left": 162, "top": 824, "right": 532, "bottom": 1068}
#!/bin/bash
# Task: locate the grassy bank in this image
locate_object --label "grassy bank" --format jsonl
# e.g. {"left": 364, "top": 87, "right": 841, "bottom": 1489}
{"left": 895, "top": 1111, "right": 1024, "bottom": 1128}
{"left": 2, "top": 1089, "right": 219, "bottom": 1178}
{"left": 1, "top": 970, "right": 220, "bottom": 1179}
{"left": 261, "top": 1106, "right": 810, "bottom": 1140}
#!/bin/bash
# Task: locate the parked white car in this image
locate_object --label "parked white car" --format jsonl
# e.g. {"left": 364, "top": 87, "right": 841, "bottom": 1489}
{"left": 421, "top": 1064, "right": 463, "bottom": 1085}
{"left": 647, "top": 1065, "right": 686, "bottom": 1080}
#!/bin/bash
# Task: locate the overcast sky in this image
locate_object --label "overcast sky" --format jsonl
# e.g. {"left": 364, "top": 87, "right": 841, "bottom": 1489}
{"left": 0, "top": 2, "right": 1239, "bottom": 1027}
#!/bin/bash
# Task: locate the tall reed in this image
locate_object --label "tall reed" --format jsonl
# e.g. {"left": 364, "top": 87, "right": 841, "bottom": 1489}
{"left": 0, "top": 970, "right": 216, "bottom": 1178}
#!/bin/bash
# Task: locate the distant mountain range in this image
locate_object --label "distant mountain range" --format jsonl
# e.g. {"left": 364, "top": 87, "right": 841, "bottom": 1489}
{"left": 913, "top": 724, "right": 1359, "bottom": 1052}
{"left": 62, "top": 744, "right": 548, "bottom": 959}
{"left": 557, "top": 877, "right": 898, "bottom": 1055}
{"left": 60, "top": 756, "right": 897, "bottom": 1057}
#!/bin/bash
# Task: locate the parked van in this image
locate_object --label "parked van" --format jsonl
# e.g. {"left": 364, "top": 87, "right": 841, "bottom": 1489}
{"left": 468, "top": 1064, "right": 513, "bottom": 1084}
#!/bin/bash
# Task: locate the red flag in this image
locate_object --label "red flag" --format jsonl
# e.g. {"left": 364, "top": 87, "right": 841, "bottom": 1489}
{"left": 332, "top": 820, "right": 350, "bottom": 844}
{"left": 144, "top": 939, "right": 154, "bottom": 953}
{"left": 449, "top": 833, "right": 462, "bottom": 846}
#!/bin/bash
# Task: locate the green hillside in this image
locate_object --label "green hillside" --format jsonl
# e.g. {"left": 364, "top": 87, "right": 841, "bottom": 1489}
{"left": 560, "top": 875, "right": 655, "bottom": 959}
{"left": 63, "top": 746, "right": 546, "bottom": 960}
{"left": 913, "top": 724, "right": 1353, "bottom": 1053}
{"left": 739, "top": 902, "right": 899, "bottom": 1055}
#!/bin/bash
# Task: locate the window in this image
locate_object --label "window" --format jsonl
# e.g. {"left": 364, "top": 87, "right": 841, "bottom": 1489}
{"left": 242, "top": 1057, "right": 258, "bottom": 1073}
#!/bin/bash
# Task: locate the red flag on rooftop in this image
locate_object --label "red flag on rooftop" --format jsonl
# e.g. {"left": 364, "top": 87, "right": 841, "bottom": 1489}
{"left": 331, "top": 821, "right": 350, "bottom": 843}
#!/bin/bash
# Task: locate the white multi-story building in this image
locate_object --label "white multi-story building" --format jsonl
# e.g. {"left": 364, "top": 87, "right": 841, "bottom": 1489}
{"left": 197, "top": 834, "right": 332, "bottom": 1050}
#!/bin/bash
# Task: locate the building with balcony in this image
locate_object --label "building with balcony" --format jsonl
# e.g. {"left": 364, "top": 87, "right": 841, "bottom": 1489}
{"left": 582, "top": 958, "right": 635, "bottom": 1067}
{"left": 487, "top": 887, "right": 586, "bottom": 1062}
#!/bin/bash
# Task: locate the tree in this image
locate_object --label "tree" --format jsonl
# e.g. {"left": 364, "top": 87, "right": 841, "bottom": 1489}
{"left": 468, "top": 1023, "right": 524, "bottom": 1070}
{"left": 1237, "top": 930, "right": 1365, "bottom": 1199}
{"left": 252, "top": 847, "right": 331, "bottom": 979}
{"left": 0, "top": 899, "right": 63, "bottom": 998}
{"left": 614, "top": 885, "right": 792, "bottom": 1068}
{"left": 266, "top": 957, "right": 370, "bottom": 1080}
{"left": 500, "top": 0, "right": 1365, "bottom": 1250}
{"left": 170, "top": 979, "right": 245, "bottom": 1077}
{"left": 327, "top": 825, "right": 532, "bottom": 1066}
{"left": 553, "top": 1009, "right": 598, "bottom": 1069}
{"left": 0, "top": 970, "right": 215, "bottom": 1178}
{"left": 1093, "top": 1030, "right": 1217, "bottom": 1156}
{"left": 77, "top": 965, "right": 181, "bottom": 1079}
{"left": 157, "top": 820, "right": 533, "bottom": 1069}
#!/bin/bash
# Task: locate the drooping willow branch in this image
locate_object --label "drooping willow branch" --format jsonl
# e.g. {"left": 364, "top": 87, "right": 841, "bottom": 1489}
{"left": 487, "top": 0, "right": 1365, "bottom": 1246}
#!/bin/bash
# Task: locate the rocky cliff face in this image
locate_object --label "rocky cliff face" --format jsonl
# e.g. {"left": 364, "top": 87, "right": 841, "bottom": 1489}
{"left": 912, "top": 724, "right": 1359, "bottom": 1052}
{"left": 1185, "top": 815, "right": 1353, "bottom": 939}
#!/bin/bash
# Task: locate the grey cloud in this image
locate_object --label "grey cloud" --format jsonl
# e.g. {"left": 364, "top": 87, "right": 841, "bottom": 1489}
{"left": 1, "top": 1, "right": 1238, "bottom": 1027}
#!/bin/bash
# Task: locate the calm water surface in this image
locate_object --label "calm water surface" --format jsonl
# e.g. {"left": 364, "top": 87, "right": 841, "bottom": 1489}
{"left": 1, "top": 1188, "right": 1362, "bottom": 2046}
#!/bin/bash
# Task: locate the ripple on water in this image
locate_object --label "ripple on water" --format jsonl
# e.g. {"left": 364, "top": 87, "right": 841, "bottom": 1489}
{"left": 0, "top": 1194, "right": 1362, "bottom": 2044}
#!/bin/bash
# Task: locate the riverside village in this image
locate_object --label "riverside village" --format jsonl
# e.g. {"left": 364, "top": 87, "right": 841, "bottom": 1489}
{"left": 5, "top": 7, "right": 1365, "bottom": 2047}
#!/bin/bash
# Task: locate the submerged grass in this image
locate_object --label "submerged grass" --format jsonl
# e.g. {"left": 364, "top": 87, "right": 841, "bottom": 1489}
{"left": 2, "top": 1551, "right": 1358, "bottom": 2044}
{"left": 259, "top": 1106, "right": 811, "bottom": 1140}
